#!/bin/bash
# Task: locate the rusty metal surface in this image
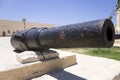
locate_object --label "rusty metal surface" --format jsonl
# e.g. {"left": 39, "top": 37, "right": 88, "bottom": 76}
{"left": 11, "top": 19, "right": 115, "bottom": 51}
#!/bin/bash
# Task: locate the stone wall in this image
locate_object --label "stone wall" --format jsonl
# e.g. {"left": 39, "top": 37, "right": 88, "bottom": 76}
{"left": 116, "top": 9, "right": 120, "bottom": 32}
{"left": 0, "top": 20, "right": 54, "bottom": 36}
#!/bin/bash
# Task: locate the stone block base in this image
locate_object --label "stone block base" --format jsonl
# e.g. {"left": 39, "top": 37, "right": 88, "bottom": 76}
{"left": 0, "top": 50, "right": 76, "bottom": 80}
{"left": 16, "top": 50, "right": 59, "bottom": 64}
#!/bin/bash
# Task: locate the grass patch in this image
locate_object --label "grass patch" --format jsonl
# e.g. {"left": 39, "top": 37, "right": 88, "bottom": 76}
{"left": 59, "top": 47, "right": 120, "bottom": 61}
{"left": 87, "top": 47, "right": 120, "bottom": 61}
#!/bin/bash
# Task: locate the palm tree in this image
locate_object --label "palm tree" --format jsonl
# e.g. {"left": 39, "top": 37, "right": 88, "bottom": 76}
{"left": 22, "top": 18, "right": 26, "bottom": 29}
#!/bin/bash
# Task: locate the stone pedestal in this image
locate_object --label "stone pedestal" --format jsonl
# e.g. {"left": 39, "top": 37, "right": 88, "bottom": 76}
{"left": 0, "top": 49, "right": 76, "bottom": 80}
{"left": 16, "top": 50, "right": 59, "bottom": 64}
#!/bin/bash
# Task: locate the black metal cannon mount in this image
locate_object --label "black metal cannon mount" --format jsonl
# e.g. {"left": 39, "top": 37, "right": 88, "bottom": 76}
{"left": 11, "top": 19, "right": 115, "bottom": 52}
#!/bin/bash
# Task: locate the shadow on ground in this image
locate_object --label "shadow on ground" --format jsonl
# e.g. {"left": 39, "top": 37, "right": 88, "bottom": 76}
{"left": 47, "top": 70, "right": 86, "bottom": 80}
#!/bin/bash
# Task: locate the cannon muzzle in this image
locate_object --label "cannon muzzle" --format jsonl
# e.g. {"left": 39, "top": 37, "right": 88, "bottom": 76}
{"left": 11, "top": 19, "right": 115, "bottom": 51}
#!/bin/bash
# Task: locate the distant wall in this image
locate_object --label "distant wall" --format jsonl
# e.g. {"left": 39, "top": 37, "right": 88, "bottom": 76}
{"left": 0, "top": 20, "right": 54, "bottom": 36}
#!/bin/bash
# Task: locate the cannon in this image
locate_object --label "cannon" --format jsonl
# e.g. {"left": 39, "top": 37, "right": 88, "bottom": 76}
{"left": 11, "top": 19, "right": 115, "bottom": 52}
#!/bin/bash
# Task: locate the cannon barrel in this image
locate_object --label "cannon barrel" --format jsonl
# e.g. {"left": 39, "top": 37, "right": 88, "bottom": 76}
{"left": 11, "top": 19, "right": 115, "bottom": 51}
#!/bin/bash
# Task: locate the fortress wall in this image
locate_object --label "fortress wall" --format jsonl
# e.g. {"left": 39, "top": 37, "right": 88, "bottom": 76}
{"left": 0, "top": 20, "right": 54, "bottom": 36}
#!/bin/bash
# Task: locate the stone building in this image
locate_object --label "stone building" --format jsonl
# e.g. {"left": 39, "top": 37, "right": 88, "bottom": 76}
{"left": 0, "top": 20, "right": 54, "bottom": 36}
{"left": 116, "top": 9, "right": 120, "bottom": 32}
{"left": 116, "top": 0, "right": 120, "bottom": 32}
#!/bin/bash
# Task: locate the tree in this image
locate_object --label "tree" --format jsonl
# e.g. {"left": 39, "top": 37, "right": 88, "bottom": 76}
{"left": 108, "top": 0, "right": 119, "bottom": 20}
{"left": 116, "top": 0, "right": 120, "bottom": 10}
{"left": 109, "top": 10, "right": 116, "bottom": 20}
{"left": 22, "top": 18, "right": 26, "bottom": 29}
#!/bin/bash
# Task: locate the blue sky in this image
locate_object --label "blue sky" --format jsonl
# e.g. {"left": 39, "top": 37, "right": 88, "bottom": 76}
{"left": 0, "top": 0, "right": 117, "bottom": 26}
